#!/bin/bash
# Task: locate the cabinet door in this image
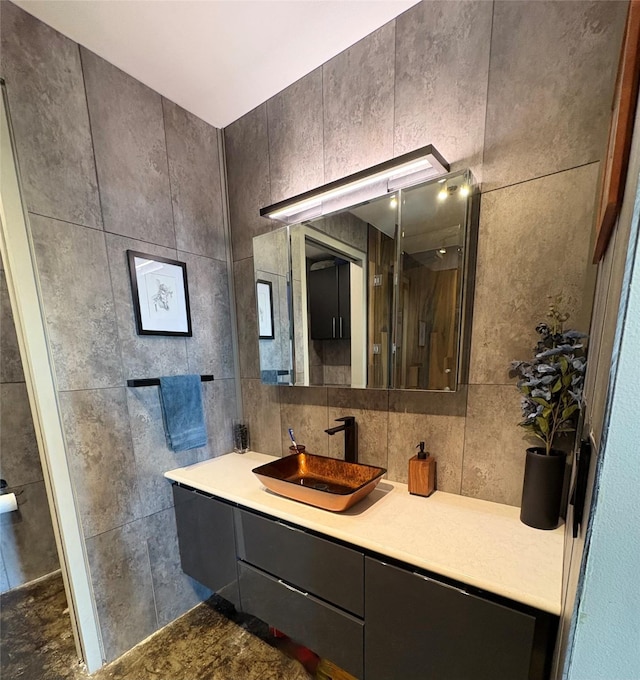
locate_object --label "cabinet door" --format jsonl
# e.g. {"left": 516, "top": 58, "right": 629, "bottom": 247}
{"left": 172, "top": 484, "right": 239, "bottom": 607}
{"left": 365, "top": 558, "right": 536, "bottom": 680}
{"left": 308, "top": 266, "right": 338, "bottom": 339}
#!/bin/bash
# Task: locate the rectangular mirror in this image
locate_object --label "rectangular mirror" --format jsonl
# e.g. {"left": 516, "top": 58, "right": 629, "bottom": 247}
{"left": 253, "top": 169, "right": 476, "bottom": 391}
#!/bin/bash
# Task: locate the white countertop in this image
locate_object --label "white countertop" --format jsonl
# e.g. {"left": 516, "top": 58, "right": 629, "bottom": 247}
{"left": 165, "top": 451, "right": 564, "bottom": 615}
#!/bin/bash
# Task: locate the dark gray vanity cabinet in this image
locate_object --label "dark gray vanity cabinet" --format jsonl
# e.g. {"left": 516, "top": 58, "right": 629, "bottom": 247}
{"left": 171, "top": 485, "right": 556, "bottom": 680}
{"left": 364, "top": 558, "right": 539, "bottom": 680}
{"left": 172, "top": 484, "right": 239, "bottom": 607}
{"left": 308, "top": 263, "right": 351, "bottom": 340}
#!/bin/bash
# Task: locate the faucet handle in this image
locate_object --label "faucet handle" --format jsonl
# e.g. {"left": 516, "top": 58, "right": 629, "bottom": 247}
{"left": 335, "top": 416, "right": 355, "bottom": 425}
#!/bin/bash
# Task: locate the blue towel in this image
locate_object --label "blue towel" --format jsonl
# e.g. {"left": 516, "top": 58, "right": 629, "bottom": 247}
{"left": 158, "top": 375, "right": 207, "bottom": 452}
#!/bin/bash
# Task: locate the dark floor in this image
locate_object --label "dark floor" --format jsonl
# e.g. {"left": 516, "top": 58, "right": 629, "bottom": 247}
{"left": 1, "top": 573, "right": 312, "bottom": 680}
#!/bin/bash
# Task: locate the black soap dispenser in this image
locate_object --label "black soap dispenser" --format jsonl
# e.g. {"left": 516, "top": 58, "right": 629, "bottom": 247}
{"left": 408, "top": 441, "right": 436, "bottom": 497}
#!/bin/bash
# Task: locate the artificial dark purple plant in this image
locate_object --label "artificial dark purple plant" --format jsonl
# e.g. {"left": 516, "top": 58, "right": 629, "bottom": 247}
{"left": 510, "top": 297, "right": 587, "bottom": 455}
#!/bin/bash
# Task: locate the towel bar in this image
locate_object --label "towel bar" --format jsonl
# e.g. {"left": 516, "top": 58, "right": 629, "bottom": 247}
{"left": 127, "top": 375, "right": 214, "bottom": 388}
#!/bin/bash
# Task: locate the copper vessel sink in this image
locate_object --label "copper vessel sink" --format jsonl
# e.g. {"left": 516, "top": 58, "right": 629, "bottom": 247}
{"left": 252, "top": 452, "right": 386, "bottom": 512}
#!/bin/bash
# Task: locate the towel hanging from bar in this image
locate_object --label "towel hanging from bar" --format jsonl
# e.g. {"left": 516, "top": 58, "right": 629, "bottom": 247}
{"left": 158, "top": 375, "right": 208, "bottom": 452}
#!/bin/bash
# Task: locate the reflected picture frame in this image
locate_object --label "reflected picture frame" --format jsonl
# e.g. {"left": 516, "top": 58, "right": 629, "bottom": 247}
{"left": 256, "top": 279, "right": 274, "bottom": 339}
{"left": 127, "top": 250, "right": 192, "bottom": 336}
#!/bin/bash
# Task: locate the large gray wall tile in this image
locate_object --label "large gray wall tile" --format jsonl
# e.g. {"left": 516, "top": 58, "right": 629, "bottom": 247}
{"left": 394, "top": 0, "right": 492, "bottom": 179}
{"left": 0, "top": 481, "right": 59, "bottom": 589}
{"left": 60, "top": 388, "right": 142, "bottom": 538}
{"left": 0, "top": 2, "right": 101, "bottom": 228}
{"left": 267, "top": 69, "right": 324, "bottom": 203}
{"left": 163, "top": 100, "right": 226, "bottom": 260}
{"left": 0, "top": 383, "right": 41, "bottom": 488}
{"left": 461, "top": 384, "right": 528, "bottom": 506}
{"left": 201, "top": 378, "right": 237, "bottom": 458}
{"left": 181, "top": 252, "right": 234, "bottom": 380}
{"left": 386, "top": 412, "right": 465, "bottom": 492}
{"left": 234, "top": 258, "right": 260, "bottom": 379}
{"left": 327, "top": 388, "right": 389, "bottom": 468}
{"left": 388, "top": 389, "right": 468, "bottom": 418}
{"left": 279, "top": 386, "right": 329, "bottom": 456}
{"left": 145, "top": 508, "right": 209, "bottom": 628}
{"left": 105, "top": 234, "right": 188, "bottom": 381}
{"left": 126, "top": 386, "right": 201, "bottom": 518}
{"left": 30, "top": 215, "right": 123, "bottom": 391}
{"left": 323, "top": 22, "right": 395, "bottom": 182}
{"left": 85, "top": 519, "right": 157, "bottom": 662}
{"left": 81, "top": 48, "right": 175, "bottom": 247}
{"left": 469, "top": 164, "right": 599, "bottom": 385}
{"left": 483, "top": 0, "right": 627, "bottom": 191}
{"left": 241, "top": 379, "right": 281, "bottom": 456}
{"left": 225, "top": 106, "right": 273, "bottom": 262}
{"left": 1, "top": 271, "right": 24, "bottom": 383}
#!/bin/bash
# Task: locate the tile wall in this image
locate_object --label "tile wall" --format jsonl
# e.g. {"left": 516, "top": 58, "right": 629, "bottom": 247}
{"left": 0, "top": 261, "right": 59, "bottom": 591}
{"left": 1, "top": 2, "right": 236, "bottom": 662}
{"left": 226, "top": 0, "right": 628, "bottom": 507}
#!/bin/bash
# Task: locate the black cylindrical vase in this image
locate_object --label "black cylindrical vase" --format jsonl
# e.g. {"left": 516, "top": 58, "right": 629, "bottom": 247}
{"left": 520, "top": 447, "right": 566, "bottom": 530}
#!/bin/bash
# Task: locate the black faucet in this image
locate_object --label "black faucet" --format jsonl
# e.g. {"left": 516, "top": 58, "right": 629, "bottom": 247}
{"left": 325, "top": 416, "right": 358, "bottom": 464}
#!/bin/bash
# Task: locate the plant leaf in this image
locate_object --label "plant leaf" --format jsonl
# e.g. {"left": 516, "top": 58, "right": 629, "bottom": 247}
{"left": 536, "top": 417, "right": 549, "bottom": 434}
{"left": 562, "top": 404, "right": 579, "bottom": 421}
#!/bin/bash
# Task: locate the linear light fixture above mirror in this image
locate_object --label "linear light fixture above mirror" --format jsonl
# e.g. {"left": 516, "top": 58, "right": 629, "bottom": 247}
{"left": 260, "top": 145, "right": 449, "bottom": 224}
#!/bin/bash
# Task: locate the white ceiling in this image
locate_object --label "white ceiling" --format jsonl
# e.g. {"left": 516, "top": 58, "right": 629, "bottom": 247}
{"left": 15, "top": 0, "right": 420, "bottom": 129}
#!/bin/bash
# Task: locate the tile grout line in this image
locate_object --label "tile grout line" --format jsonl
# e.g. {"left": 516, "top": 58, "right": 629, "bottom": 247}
{"left": 159, "top": 98, "right": 189, "bottom": 374}
{"left": 479, "top": 0, "right": 496, "bottom": 186}
{"left": 144, "top": 539, "right": 160, "bottom": 630}
{"left": 78, "top": 44, "right": 127, "bottom": 394}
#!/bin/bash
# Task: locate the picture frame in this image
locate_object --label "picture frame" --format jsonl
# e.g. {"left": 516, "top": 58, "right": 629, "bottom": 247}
{"left": 593, "top": 0, "right": 640, "bottom": 263}
{"left": 256, "top": 279, "right": 275, "bottom": 339}
{"left": 127, "top": 250, "right": 192, "bottom": 336}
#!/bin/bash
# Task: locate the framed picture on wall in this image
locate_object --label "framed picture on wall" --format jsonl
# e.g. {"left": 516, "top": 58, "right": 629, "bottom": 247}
{"left": 127, "top": 250, "right": 192, "bottom": 336}
{"left": 256, "top": 279, "right": 274, "bottom": 339}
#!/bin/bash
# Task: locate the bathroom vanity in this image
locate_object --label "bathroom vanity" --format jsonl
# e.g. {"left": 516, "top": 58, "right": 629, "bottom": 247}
{"left": 166, "top": 452, "right": 563, "bottom": 680}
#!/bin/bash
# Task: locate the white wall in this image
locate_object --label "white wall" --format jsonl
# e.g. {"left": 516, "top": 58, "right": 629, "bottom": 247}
{"left": 565, "top": 184, "right": 640, "bottom": 679}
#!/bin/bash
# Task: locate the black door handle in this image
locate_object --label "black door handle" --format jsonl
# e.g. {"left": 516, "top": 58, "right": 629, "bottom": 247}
{"left": 570, "top": 438, "right": 592, "bottom": 538}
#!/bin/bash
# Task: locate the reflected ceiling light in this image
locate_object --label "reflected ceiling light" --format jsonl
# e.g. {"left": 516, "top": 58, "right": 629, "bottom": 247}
{"left": 437, "top": 188, "right": 448, "bottom": 201}
{"left": 459, "top": 184, "right": 470, "bottom": 198}
{"left": 261, "top": 145, "right": 449, "bottom": 222}
{"left": 439, "top": 248, "right": 447, "bottom": 254}
{"left": 389, "top": 196, "right": 398, "bottom": 209}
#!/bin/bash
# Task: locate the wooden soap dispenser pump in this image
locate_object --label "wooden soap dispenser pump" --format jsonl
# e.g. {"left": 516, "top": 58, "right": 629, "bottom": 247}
{"left": 408, "top": 441, "right": 436, "bottom": 497}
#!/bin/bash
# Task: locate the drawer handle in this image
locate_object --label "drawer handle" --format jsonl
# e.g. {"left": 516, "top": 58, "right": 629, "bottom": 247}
{"left": 275, "top": 520, "right": 304, "bottom": 534}
{"left": 412, "top": 571, "right": 467, "bottom": 595}
{"left": 278, "top": 579, "right": 308, "bottom": 597}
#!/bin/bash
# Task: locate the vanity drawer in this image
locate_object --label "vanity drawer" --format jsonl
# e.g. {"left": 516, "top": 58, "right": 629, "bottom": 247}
{"left": 239, "top": 560, "right": 363, "bottom": 679}
{"left": 235, "top": 508, "right": 363, "bottom": 616}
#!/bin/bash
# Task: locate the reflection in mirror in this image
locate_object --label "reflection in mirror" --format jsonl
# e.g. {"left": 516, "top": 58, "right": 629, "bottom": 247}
{"left": 253, "top": 169, "right": 476, "bottom": 391}
{"left": 252, "top": 228, "right": 293, "bottom": 385}
{"left": 290, "top": 207, "right": 375, "bottom": 388}
{"left": 394, "top": 170, "right": 471, "bottom": 390}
